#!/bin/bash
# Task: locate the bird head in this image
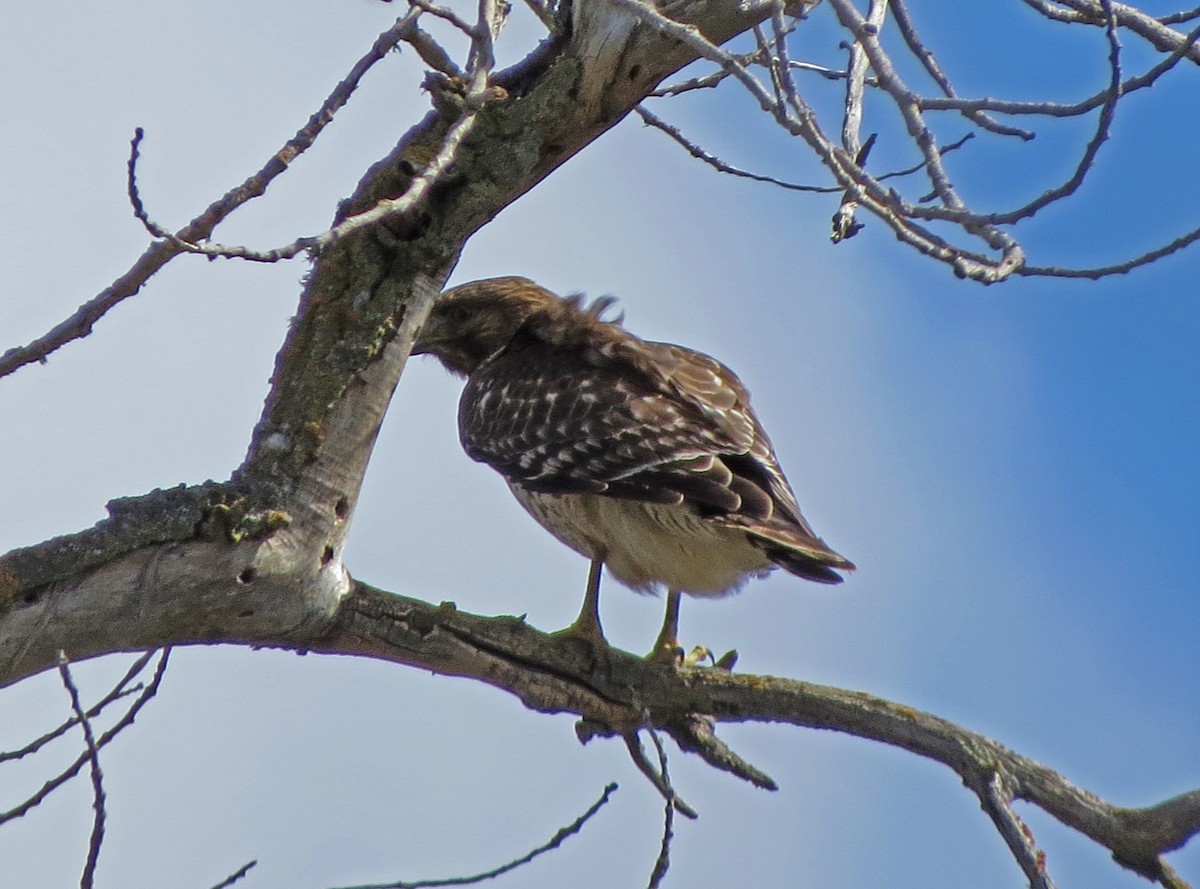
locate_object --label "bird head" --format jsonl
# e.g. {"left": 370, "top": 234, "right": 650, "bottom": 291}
{"left": 413, "top": 276, "right": 564, "bottom": 376}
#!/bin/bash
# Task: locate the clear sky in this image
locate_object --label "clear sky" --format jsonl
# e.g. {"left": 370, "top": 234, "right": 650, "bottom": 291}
{"left": 1, "top": 2, "right": 1198, "bottom": 888}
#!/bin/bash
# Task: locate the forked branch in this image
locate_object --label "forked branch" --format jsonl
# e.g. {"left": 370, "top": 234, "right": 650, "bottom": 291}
{"left": 316, "top": 582, "right": 1200, "bottom": 889}
{"left": 638, "top": 0, "right": 1200, "bottom": 281}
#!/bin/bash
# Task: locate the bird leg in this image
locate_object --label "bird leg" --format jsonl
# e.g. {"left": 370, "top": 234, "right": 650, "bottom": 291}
{"left": 647, "top": 589, "right": 684, "bottom": 665}
{"left": 557, "top": 557, "right": 608, "bottom": 648}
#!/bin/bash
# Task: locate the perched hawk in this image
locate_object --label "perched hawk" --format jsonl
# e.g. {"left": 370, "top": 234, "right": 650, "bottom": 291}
{"left": 413, "top": 276, "right": 853, "bottom": 661}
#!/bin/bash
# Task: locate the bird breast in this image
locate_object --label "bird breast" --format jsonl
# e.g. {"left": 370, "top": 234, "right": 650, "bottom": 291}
{"left": 508, "top": 483, "right": 775, "bottom": 597}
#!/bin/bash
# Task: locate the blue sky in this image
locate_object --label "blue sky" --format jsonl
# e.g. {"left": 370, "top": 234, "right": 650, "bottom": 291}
{"left": 1, "top": 2, "right": 1198, "bottom": 887}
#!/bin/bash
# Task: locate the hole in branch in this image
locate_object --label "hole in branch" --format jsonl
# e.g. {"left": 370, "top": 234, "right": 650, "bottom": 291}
{"left": 237, "top": 567, "right": 257, "bottom": 584}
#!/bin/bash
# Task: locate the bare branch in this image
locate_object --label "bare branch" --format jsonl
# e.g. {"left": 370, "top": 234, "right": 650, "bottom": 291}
{"left": 1160, "top": 4, "right": 1200, "bottom": 25}
{"left": 127, "top": 0, "right": 507, "bottom": 264}
{"left": 636, "top": 105, "right": 973, "bottom": 201}
{"left": 788, "top": 58, "right": 872, "bottom": 83}
{"left": 981, "top": 771, "right": 1057, "bottom": 889}
{"left": 404, "top": 24, "right": 465, "bottom": 77}
{"left": 620, "top": 732, "right": 699, "bottom": 820}
{"left": 832, "top": 0, "right": 887, "bottom": 241}
{"left": 306, "top": 583, "right": 1200, "bottom": 885}
{"left": 209, "top": 861, "right": 258, "bottom": 889}
{"left": 1020, "top": 220, "right": 1200, "bottom": 279}
{"left": 663, "top": 713, "right": 778, "bottom": 791}
{"left": 638, "top": 0, "right": 1200, "bottom": 280}
{"left": 327, "top": 783, "right": 618, "bottom": 889}
{"left": 915, "top": 17, "right": 1200, "bottom": 121}
{"left": 644, "top": 727, "right": 674, "bottom": 889}
{"left": 1022, "top": 0, "right": 1200, "bottom": 62}
{"left": 0, "top": 650, "right": 169, "bottom": 827}
{"left": 839, "top": 0, "right": 886, "bottom": 157}
{"left": 1, "top": 651, "right": 154, "bottom": 765}
{"left": 168, "top": 99, "right": 487, "bottom": 263}
{"left": 889, "top": 0, "right": 1034, "bottom": 139}
{"left": 651, "top": 53, "right": 760, "bottom": 97}
{"left": 610, "top": 0, "right": 981, "bottom": 275}
{"left": 634, "top": 106, "right": 840, "bottom": 193}
{"left": 57, "top": 653, "right": 107, "bottom": 889}
{"left": 0, "top": 10, "right": 422, "bottom": 379}
{"left": 408, "top": 0, "right": 478, "bottom": 37}
{"left": 975, "top": 0, "right": 1124, "bottom": 227}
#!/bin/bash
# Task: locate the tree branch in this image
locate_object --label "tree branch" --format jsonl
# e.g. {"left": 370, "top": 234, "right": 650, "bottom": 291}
{"left": 318, "top": 583, "right": 1200, "bottom": 886}
{"left": 4, "top": 2, "right": 1198, "bottom": 886}
{"left": 57, "top": 653, "right": 107, "bottom": 889}
{"left": 0, "top": 10, "right": 423, "bottom": 380}
{"left": 327, "top": 782, "right": 618, "bottom": 889}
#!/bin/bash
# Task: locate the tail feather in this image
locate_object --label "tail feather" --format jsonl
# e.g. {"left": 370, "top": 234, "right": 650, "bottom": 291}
{"left": 741, "top": 523, "right": 855, "bottom": 585}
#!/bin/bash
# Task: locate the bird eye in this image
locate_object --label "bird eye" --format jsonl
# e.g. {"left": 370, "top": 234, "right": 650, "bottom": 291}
{"left": 448, "top": 305, "right": 472, "bottom": 324}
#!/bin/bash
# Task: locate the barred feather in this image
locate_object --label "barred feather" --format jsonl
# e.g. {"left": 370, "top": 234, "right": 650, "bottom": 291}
{"left": 412, "top": 276, "right": 854, "bottom": 594}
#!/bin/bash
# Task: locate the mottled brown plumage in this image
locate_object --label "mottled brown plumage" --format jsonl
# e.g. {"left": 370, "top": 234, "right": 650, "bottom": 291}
{"left": 413, "top": 276, "right": 853, "bottom": 658}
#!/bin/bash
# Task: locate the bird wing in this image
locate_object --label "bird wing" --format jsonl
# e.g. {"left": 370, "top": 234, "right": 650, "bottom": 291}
{"left": 458, "top": 306, "right": 854, "bottom": 580}
{"left": 458, "top": 331, "right": 735, "bottom": 500}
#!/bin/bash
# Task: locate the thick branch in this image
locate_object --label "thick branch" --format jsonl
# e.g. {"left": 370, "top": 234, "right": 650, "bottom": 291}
{"left": 316, "top": 583, "right": 1200, "bottom": 883}
{"left": 3, "top": 4, "right": 1197, "bottom": 887}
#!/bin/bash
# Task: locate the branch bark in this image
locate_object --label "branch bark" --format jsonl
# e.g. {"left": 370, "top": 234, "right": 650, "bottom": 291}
{"left": 2, "top": 3, "right": 1197, "bottom": 887}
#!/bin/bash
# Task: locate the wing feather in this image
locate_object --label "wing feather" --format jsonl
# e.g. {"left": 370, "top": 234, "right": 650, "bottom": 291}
{"left": 456, "top": 296, "right": 853, "bottom": 579}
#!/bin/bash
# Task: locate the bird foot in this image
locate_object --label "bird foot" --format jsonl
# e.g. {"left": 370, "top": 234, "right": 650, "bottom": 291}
{"left": 553, "top": 616, "right": 616, "bottom": 669}
{"left": 713, "top": 648, "right": 738, "bottom": 671}
{"left": 645, "top": 638, "right": 685, "bottom": 666}
{"left": 646, "top": 644, "right": 739, "bottom": 670}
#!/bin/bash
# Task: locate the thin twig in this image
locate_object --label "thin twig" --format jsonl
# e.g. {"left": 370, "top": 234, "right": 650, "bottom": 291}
{"left": 57, "top": 652, "right": 107, "bottom": 889}
{"left": 635, "top": 106, "right": 841, "bottom": 193}
{"left": 980, "top": 772, "right": 1057, "bottom": 889}
{"left": 840, "top": 0, "right": 885, "bottom": 156}
{"left": 877, "top": 131, "right": 973, "bottom": 182}
{"left": 209, "top": 861, "right": 258, "bottom": 889}
{"left": 767, "top": 3, "right": 805, "bottom": 129}
{"left": 404, "top": 25, "right": 465, "bottom": 78}
{"left": 788, "top": 59, "right": 873, "bottom": 83}
{"left": 1160, "top": 4, "right": 1200, "bottom": 25}
{"left": 637, "top": 104, "right": 973, "bottom": 196}
{"left": 651, "top": 51, "right": 763, "bottom": 97}
{"left": 0, "top": 11, "right": 422, "bottom": 379}
{"left": 1022, "top": 0, "right": 1200, "bottom": 63}
{"left": 889, "top": 0, "right": 1033, "bottom": 139}
{"left": 665, "top": 714, "right": 778, "bottom": 791}
{"left": 644, "top": 727, "right": 674, "bottom": 889}
{"left": 329, "top": 784, "right": 619, "bottom": 889}
{"left": 914, "top": 16, "right": 1200, "bottom": 122}
{"left": 832, "top": 0, "right": 888, "bottom": 241}
{"left": 1, "top": 651, "right": 154, "bottom": 765}
{"left": 408, "top": 0, "right": 478, "bottom": 36}
{"left": 0, "top": 649, "right": 170, "bottom": 826}
{"left": 611, "top": 0, "right": 1019, "bottom": 281}
{"left": 133, "top": 0, "right": 504, "bottom": 263}
{"left": 622, "top": 732, "right": 699, "bottom": 820}
{"left": 1018, "top": 220, "right": 1200, "bottom": 279}
{"left": 972, "top": 0, "right": 1123, "bottom": 227}
{"left": 753, "top": 23, "right": 787, "bottom": 111}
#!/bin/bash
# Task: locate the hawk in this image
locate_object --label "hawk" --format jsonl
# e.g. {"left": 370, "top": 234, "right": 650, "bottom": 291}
{"left": 412, "top": 276, "right": 853, "bottom": 661}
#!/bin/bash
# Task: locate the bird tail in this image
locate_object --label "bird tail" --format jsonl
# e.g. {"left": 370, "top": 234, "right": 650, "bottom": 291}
{"left": 746, "top": 525, "right": 855, "bottom": 585}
